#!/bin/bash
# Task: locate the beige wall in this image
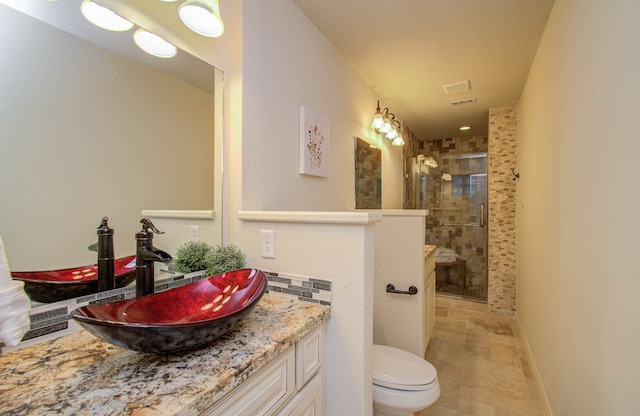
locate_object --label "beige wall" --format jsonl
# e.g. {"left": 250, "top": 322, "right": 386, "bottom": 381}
{"left": 516, "top": 0, "right": 640, "bottom": 414}
{"left": 236, "top": 1, "right": 404, "bottom": 212}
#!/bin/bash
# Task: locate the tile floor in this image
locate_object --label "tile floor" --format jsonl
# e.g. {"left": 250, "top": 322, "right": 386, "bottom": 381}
{"left": 419, "top": 300, "right": 547, "bottom": 416}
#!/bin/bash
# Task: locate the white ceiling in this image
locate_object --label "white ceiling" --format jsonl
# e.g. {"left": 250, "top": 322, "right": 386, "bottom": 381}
{"left": 293, "top": 0, "right": 555, "bottom": 141}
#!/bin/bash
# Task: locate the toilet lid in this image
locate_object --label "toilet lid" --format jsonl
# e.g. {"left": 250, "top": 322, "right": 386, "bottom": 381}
{"left": 372, "top": 344, "right": 438, "bottom": 391}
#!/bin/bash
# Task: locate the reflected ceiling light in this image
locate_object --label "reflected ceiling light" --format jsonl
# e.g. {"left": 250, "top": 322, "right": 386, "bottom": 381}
{"left": 424, "top": 156, "right": 438, "bottom": 168}
{"left": 179, "top": 0, "right": 224, "bottom": 38}
{"left": 459, "top": 125, "right": 472, "bottom": 131}
{"left": 80, "top": 0, "right": 134, "bottom": 32}
{"left": 133, "top": 29, "right": 177, "bottom": 58}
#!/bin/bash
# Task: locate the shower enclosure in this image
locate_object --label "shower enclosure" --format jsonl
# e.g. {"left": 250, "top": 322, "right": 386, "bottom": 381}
{"left": 405, "top": 152, "right": 488, "bottom": 301}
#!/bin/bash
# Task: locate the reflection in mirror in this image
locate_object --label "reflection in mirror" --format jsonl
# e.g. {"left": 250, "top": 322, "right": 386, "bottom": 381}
{"left": 0, "top": 2, "right": 222, "bottom": 288}
{"left": 354, "top": 137, "right": 382, "bottom": 209}
{"left": 405, "top": 156, "right": 429, "bottom": 209}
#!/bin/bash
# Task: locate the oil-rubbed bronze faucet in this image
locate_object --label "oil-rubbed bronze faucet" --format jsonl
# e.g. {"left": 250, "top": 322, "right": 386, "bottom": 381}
{"left": 135, "top": 218, "right": 172, "bottom": 297}
{"left": 88, "top": 217, "right": 115, "bottom": 292}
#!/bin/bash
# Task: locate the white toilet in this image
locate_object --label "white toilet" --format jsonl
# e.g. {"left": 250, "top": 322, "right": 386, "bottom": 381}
{"left": 372, "top": 344, "right": 441, "bottom": 416}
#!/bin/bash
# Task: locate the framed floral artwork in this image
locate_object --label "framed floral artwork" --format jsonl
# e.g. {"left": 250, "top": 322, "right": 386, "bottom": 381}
{"left": 299, "top": 106, "right": 329, "bottom": 177}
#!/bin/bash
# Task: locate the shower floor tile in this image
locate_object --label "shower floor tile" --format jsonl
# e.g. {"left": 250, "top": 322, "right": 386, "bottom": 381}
{"left": 419, "top": 305, "right": 547, "bottom": 416}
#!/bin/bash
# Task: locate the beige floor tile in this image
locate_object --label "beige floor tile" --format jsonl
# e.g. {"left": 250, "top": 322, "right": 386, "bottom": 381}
{"left": 423, "top": 300, "right": 546, "bottom": 416}
{"left": 419, "top": 404, "right": 459, "bottom": 416}
{"left": 458, "top": 396, "right": 497, "bottom": 416}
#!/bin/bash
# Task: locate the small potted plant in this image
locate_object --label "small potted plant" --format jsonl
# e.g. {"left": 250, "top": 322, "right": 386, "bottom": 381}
{"left": 206, "top": 244, "right": 247, "bottom": 276}
{"left": 173, "top": 241, "right": 214, "bottom": 274}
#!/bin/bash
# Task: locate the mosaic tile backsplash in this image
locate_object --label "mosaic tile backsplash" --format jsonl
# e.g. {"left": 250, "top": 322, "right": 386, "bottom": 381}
{"left": 264, "top": 271, "right": 332, "bottom": 306}
{"left": 1, "top": 269, "right": 332, "bottom": 354}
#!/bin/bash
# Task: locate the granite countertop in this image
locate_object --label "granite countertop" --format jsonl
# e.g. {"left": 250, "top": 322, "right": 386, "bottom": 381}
{"left": 0, "top": 294, "right": 331, "bottom": 416}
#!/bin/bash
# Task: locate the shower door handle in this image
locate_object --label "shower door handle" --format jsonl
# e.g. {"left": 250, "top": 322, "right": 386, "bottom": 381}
{"left": 480, "top": 203, "right": 486, "bottom": 227}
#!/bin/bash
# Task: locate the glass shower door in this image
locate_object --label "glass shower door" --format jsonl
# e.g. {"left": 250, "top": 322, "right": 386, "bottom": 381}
{"left": 427, "top": 152, "right": 488, "bottom": 301}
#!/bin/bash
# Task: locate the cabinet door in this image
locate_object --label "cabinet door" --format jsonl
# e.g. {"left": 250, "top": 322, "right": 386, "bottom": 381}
{"left": 204, "top": 347, "right": 295, "bottom": 416}
{"left": 277, "top": 373, "right": 323, "bottom": 416}
{"left": 296, "top": 326, "right": 324, "bottom": 389}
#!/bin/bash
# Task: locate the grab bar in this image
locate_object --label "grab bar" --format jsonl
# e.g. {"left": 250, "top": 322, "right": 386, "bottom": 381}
{"left": 386, "top": 284, "right": 418, "bottom": 295}
{"left": 438, "top": 222, "right": 482, "bottom": 227}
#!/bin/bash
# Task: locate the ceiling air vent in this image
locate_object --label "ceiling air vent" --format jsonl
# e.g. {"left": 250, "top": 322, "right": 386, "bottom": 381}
{"left": 443, "top": 80, "right": 471, "bottom": 95}
{"left": 450, "top": 97, "right": 477, "bottom": 106}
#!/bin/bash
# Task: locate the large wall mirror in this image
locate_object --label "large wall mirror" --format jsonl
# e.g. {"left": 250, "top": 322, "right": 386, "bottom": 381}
{"left": 0, "top": 1, "right": 223, "bottom": 272}
{"left": 354, "top": 137, "right": 382, "bottom": 209}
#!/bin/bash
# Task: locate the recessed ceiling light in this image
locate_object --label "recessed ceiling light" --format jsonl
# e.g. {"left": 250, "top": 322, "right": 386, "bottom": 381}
{"left": 459, "top": 125, "right": 472, "bottom": 131}
{"left": 80, "top": 0, "right": 134, "bottom": 32}
{"left": 133, "top": 29, "right": 177, "bottom": 58}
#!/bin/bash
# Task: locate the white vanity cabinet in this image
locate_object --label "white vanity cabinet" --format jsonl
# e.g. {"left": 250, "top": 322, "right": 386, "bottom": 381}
{"left": 203, "top": 325, "right": 325, "bottom": 416}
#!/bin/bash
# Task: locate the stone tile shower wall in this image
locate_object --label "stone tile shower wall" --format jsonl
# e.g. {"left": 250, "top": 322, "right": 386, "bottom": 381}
{"left": 421, "top": 137, "right": 489, "bottom": 298}
{"left": 487, "top": 106, "right": 517, "bottom": 316}
{"left": 355, "top": 138, "right": 382, "bottom": 209}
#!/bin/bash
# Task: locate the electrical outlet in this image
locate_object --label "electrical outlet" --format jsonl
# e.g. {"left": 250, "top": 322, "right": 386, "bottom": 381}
{"left": 261, "top": 230, "right": 276, "bottom": 258}
{"left": 190, "top": 225, "right": 200, "bottom": 242}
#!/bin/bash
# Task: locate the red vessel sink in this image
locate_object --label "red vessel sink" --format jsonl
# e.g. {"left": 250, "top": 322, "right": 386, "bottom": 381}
{"left": 11, "top": 255, "right": 136, "bottom": 303}
{"left": 71, "top": 268, "right": 268, "bottom": 354}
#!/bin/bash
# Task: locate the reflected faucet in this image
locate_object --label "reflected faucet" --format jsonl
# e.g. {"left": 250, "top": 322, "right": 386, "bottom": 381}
{"left": 88, "top": 217, "right": 115, "bottom": 292}
{"left": 135, "top": 218, "right": 172, "bottom": 297}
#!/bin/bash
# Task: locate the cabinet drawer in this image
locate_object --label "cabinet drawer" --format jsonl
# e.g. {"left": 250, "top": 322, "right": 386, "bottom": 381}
{"left": 205, "top": 347, "right": 296, "bottom": 416}
{"left": 296, "top": 326, "right": 324, "bottom": 390}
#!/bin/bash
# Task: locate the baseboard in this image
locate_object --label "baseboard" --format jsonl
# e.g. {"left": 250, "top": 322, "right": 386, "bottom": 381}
{"left": 513, "top": 314, "right": 553, "bottom": 416}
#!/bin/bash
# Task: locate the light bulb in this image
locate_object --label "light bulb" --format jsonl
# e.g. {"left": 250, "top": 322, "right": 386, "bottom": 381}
{"left": 80, "top": 0, "right": 134, "bottom": 32}
{"left": 179, "top": 0, "right": 224, "bottom": 38}
{"left": 133, "top": 29, "right": 177, "bottom": 58}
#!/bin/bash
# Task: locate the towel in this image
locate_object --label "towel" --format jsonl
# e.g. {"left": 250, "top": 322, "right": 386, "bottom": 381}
{"left": 435, "top": 247, "right": 458, "bottom": 263}
{"left": 0, "top": 235, "right": 31, "bottom": 347}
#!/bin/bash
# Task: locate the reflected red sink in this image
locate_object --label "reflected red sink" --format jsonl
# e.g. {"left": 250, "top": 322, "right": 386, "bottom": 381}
{"left": 11, "top": 255, "right": 136, "bottom": 303}
{"left": 71, "top": 268, "right": 268, "bottom": 354}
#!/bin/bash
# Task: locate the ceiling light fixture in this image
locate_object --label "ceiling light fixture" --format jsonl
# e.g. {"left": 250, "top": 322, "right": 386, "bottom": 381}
{"left": 371, "top": 100, "right": 405, "bottom": 146}
{"left": 80, "top": 0, "right": 134, "bottom": 32}
{"left": 133, "top": 29, "right": 177, "bottom": 58}
{"left": 179, "top": 0, "right": 224, "bottom": 38}
{"left": 424, "top": 156, "right": 438, "bottom": 168}
{"left": 459, "top": 125, "right": 472, "bottom": 131}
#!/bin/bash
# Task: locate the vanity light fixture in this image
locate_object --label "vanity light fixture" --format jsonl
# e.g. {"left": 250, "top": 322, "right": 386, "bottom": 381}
{"left": 179, "top": 0, "right": 224, "bottom": 38}
{"left": 392, "top": 136, "right": 405, "bottom": 146}
{"left": 133, "top": 29, "right": 177, "bottom": 58}
{"left": 371, "top": 100, "right": 405, "bottom": 145}
{"left": 385, "top": 120, "right": 400, "bottom": 140}
{"left": 371, "top": 100, "right": 394, "bottom": 134}
{"left": 80, "top": 0, "right": 134, "bottom": 32}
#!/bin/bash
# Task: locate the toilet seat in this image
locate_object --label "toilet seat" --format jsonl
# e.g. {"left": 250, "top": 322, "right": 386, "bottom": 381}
{"left": 372, "top": 344, "right": 438, "bottom": 391}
